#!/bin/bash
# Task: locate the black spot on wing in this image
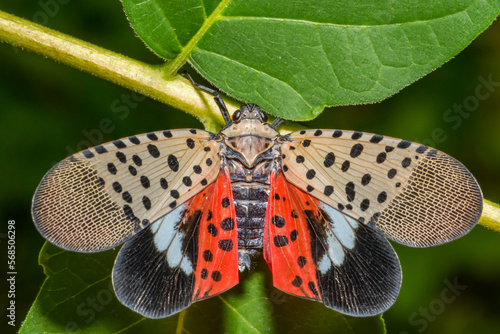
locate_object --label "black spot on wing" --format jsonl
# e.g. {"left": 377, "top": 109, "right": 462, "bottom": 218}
{"left": 360, "top": 199, "right": 370, "bottom": 211}
{"left": 377, "top": 191, "right": 387, "bottom": 203}
{"left": 203, "top": 250, "right": 213, "bottom": 262}
{"left": 200, "top": 269, "right": 208, "bottom": 279}
{"left": 113, "top": 182, "right": 122, "bottom": 193}
{"left": 186, "top": 139, "right": 195, "bottom": 149}
{"left": 351, "top": 132, "right": 363, "bottom": 140}
{"left": 114, "top": 140, "right": 127, "bottom": 148}
{"left": 122, "top": 191, "right": 133, "bottom": 203}
{"left": 211, "top": 271, "right": 222, "bottom": 281}
{"left": 416, "top": 145, "right": 428, "bottom": 153}
{"left": 220, "top": 218, "right": 235, "bottom": 231}
{"left": 324, "top": 185, "right": 334, "bottom": 196}
{"left": 140, "top": 176, "right": 150, "bottom": 188}
{"left": 272, "top": 215, "right": 286, "bottom": 228}
{"left": 108, "top": 163, "right": 117, "bottom": 175}
{"left": 306, "top": 169, "right": 316, "bottom": 180}
{"left": 397, "top": 140, "right": 412, "bottom": 149}
{"left": 95, "top": 145, "right": 107, "bottom": 154}
{"left": 183, "top": 176, "right": 193, "bottom": 187}
{"left": 350, "top": 144, "right": 364, "bottom": 158}
{"left": 341, "top": 160, "right": 350, "bottom": 172}
{"left": 376, "top": 152, "right": 387, "bottom": 164}
{"left": 291, "top": 276, "right": 303, "bottom": 287}
{"left": 128, "top": 136, "right": 140, "bottom": 145}
{"left": 168, "top": 155, "right": 179, "bottom": 172}
{"left": 361, "top": 174, "right": 371, "bottom": 186}
{"left": 402, "top": 157, "right": 412, "bottom": 168}
{"left": 147, "top": 144, "right": 160, "bottom": 158}
{"left": 370, "top": 134, "right": 383, "bottom": 143}
{"left": 142, "top": 196, "right": 151, "bottom": 210}
{"left": 273, "top": 235, "right": 289, "bottom": 247}
{"left": 116, "top": 152, "right": 126, "bottom": 163}
{"left": 346, "top": 182, "right": 355, "bottom": 202}
{"left": 147, "top": 133, "right": 158, "bottom": 141}
{"left": 324, "top": 152, "right": 335, "bottom": 167}
{"left": 207, "top": 223, "right": 217, "bottom": 236}
{"left": 82, "top": 149, "right": 94, "bottom": 158}
{"left": 298, "top": 256, "right": 307, "bottom": 268}
{"left": 387, "top": 169, "right": 397, "bottom": 179}
{"left": 193, "top": 165, "right": 202, "bottom": 174}
{"left": 132, "top": 154, "right": 142, "bottom": 166}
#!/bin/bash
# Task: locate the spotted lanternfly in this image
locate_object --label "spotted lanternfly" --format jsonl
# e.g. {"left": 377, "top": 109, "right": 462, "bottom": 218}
{"left": 32, "top": 75, "right": 483, "bottom": 318}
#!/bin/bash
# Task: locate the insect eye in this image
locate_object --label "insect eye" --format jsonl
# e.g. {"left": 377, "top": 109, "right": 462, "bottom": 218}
{"left": 232, "top": 110, "right": 242, "bottom": 122}
{"left": 260, "top": 111, "right": 268, "bottom": 123}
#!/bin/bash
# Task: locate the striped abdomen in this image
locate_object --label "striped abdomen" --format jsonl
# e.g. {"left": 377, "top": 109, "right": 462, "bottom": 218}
{"left": 232, "top": 183, "right": 270, "bottom": 250}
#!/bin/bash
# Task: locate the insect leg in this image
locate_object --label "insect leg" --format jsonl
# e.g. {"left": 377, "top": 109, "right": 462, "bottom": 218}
{"left": 269, "top": 117, "right": 284, "bottom": 129}
{"left": 183, "top": 72, "right": 233, "bottom": 126}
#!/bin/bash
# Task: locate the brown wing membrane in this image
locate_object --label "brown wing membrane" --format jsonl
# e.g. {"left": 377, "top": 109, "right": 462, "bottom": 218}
{"left": 280, "top": 129, "right": 482, "bottom": 247}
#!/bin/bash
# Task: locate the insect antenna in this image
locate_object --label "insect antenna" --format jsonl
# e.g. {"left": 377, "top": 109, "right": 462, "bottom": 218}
{"left": 269, "top": 117, "right": 284, "bottom": 129}
{"left": 182, "top": 72, "right": 233, "bottom": 126}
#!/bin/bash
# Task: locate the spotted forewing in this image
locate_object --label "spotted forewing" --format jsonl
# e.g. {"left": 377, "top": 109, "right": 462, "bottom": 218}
{"left": 281, "top": 129, "right": 482, "bottom": 247}
{"left": 32, "top": 129, "right": 220, "bottom": 252}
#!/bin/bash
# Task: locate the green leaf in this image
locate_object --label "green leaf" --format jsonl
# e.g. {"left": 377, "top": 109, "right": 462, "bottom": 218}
{"left": 121, "top": 0, "right": 500, "bottom": 120}
{"left": 22, "top": 244, "right": 385, "bottom": 333}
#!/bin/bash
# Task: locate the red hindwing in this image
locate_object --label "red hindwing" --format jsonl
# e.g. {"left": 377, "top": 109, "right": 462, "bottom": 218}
{"left": 193, "top": 168, "right": 239, "bottom": 300}
{"left": 264, "top": 170, "right": 322, "bottom": 301}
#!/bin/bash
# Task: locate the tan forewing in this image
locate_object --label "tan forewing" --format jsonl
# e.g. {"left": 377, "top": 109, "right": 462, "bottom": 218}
{"left": 32, "top": 129, "right": 220, "bottom": 252}
{"left": 280, "top": 129, "right": 483, "bottom": 247}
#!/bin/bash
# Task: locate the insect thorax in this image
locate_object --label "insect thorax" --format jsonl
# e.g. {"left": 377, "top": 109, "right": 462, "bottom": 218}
{"left": 220, "top": 118, "right": 280, "bottom": 270}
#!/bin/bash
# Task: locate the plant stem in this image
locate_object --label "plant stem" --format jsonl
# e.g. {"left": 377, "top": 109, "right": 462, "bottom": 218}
{"left": 479, "top": 200, "right": 500, "bottom": 233}
{"left": 0, "top": 10, "right": 238, "bottom": 130}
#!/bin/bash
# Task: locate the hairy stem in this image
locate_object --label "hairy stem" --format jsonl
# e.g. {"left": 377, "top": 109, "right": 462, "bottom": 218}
{"left": 479, "top": 200, "right": 500, "bottom": 233}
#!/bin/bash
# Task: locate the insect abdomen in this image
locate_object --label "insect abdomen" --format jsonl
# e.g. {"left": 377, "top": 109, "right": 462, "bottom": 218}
{"left": 232, "top": 184, "right": 269, "bottom": 250}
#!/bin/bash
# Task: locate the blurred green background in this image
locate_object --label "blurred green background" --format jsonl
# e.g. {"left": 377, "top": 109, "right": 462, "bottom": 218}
{"left": 0, "top": 1, "right": 498, "bottom": 333}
